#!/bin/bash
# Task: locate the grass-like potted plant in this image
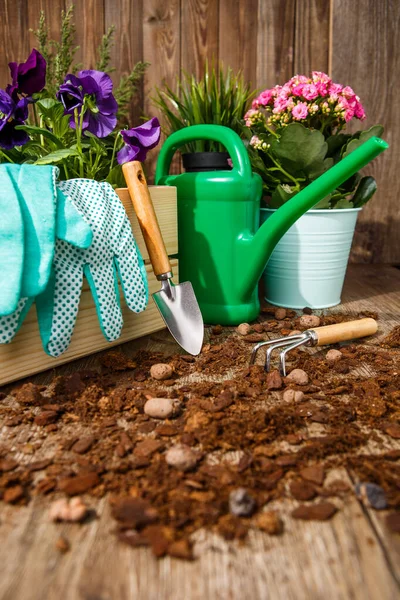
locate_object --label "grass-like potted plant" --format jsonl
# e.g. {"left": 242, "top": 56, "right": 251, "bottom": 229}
{"left": 152, "top": 62, "right": 254, "bottom": 172}
{"left": 244, "top": 71, "right": 384, "bottom": 309}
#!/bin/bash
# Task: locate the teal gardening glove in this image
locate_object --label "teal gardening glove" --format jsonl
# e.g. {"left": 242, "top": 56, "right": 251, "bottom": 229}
{"left": 1, "top": 178, "right": 148, "bottom": 356}
{"left": 0, "top": 164, "right": 92, "bottom": 316}
{"left": 37, "top": 179, "right": 148, "bottom": 356}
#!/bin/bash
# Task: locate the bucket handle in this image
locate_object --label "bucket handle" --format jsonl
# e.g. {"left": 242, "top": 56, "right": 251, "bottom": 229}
{"left": 155, "top": 125, "right": 254, "bottom": 183}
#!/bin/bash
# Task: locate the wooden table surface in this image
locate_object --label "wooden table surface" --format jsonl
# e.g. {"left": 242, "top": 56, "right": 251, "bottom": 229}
{"left": 1, "top": 264, "right": 400, "bottom": 600}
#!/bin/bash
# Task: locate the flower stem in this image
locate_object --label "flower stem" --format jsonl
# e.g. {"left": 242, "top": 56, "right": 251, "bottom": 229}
{"left": 268, "top": 154, "right": 301, "bottom": 190}
{"left": 108, "top": 132, "right": 121, "bottom": 175}
{"left": 74, "top": 107, "right": 85, "bottom": 178}
{"left": 0, "top": 149, "right": 15, "bottom": 163}
{"left": 32, "top": 103, "right": 39, "bottom": 127}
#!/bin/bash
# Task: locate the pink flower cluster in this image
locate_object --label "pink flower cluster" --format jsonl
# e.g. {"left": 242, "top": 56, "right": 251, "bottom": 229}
{"left": 245, "top": 72, "right": 365, "bottom": 130}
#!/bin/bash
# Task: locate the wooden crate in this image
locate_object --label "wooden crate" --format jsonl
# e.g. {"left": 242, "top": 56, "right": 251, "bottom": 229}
{"left": 0, "top": 186, "right": 177, "bottom": 386}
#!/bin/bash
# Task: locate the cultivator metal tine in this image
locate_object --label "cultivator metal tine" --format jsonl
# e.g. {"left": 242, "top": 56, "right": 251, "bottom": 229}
{"left": 278, "top": 336, "right": 311, "bottom": 376}
{"left": 249, "top": 333, "right": 307, "bottom": 370}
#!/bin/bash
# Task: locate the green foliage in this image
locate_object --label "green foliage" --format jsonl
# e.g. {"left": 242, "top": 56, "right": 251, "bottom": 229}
{"left": 31, "top": 5, "right": 79, "bottom": 96}
{"left": 153, "top": 62, "right": 255, "bottom": 153}
{"left": 30, "top": 5, "right": 147, "bottom": 126}
{"left": 115, "top": 61, "right": 149, "bottom": 123}
{"left": 251, "top": 122, "right": 384, "bottom": 209}
{"left": 96, "top": 25, "right": 116, "bottom": 73}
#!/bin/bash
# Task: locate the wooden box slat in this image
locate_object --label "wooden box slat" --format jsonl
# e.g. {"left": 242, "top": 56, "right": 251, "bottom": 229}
{"left": 0, "top": 186, "right": 177, "bottom": 385}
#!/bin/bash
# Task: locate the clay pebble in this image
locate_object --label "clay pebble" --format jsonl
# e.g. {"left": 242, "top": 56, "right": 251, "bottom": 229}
{"left": 165, "top": 444, "right": 198, "bottom": 471}
{"left": 299, "top": 315, "right": 321, "bottom": 328}
{"left": 144, "top": 397, "right": 179, "bottom": 419}
{"left": 286, "top": 369, "right": 309, "bottom": 385}
{"left": 150, "top": 363, "right": 174, "bottom": 381}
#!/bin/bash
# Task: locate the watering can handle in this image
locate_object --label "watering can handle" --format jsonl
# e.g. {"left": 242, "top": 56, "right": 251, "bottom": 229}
{"left": 155, "top": 125, "right": 254, "bottom": 183}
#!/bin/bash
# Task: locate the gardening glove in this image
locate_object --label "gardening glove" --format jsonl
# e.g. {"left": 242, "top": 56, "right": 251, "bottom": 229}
{"left": 35, "top": 178, "right": 148, "bottom": 357}
{"left": 0, "top": 164, "right": 92, "bottom": 315}
{"left": 0, "top": 165, "right": 93, "bottom": 343}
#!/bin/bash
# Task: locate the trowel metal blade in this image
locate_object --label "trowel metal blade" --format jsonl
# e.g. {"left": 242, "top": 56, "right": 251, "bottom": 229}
{"left": 153, "top": 280, "right": 204, "bottom": 355}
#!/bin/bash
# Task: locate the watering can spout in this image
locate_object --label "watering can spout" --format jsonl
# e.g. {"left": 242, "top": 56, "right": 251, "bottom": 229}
{"left": 239, "top": 136, "right": 388, "bottom": 301}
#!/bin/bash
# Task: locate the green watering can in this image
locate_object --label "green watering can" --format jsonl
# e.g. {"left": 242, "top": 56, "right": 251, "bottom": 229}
{"left": 155, "top": 125, "right": 388, "bottom": 325}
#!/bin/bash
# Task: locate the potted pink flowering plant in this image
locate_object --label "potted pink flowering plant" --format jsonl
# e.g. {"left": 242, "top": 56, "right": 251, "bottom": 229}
{"left": 244, "top": 71, "right": 384, "bottom": 309}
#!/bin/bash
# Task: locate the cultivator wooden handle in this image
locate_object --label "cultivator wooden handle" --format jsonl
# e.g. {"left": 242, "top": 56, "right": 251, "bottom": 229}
{"left": 312, "top": 318, "right": 378, "bottom": 345}
{"left": 250, "top": 317, "right": 378, "bottom": 375}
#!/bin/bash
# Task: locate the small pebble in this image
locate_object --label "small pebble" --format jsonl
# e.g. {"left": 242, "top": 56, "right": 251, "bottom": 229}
{"left": 49, "top": 497, "right": 89, "bottom": 522}
{"left": 302, "top": 307, "right": 313, "bottom": 315}
{"left": 144, "top": 397, "right": 179, "bottom": 419}
{"left": 283, "top": 389, "right": 304, "bottom": 402}
{"left": 286, "top": 369, "right": 309, "bottom": 385}
{"left": 299, "top": 315, "right": 320, "bottom": 328}
{"left": 237, "top": 323, "right": 251, "bottom": 336}
{"left": 3, "top": 485, "right": 24, "bottom": 504}
{"left": 326, "top": 349, "right": 343, "bottom": 363}
{"left": 150, "top": 363, "right": 174, "bottom": 381}
{"left": 255, "top": 510, "right": 283, "bottom": 535}
{"left": 165, "top": 444, "right": 198, "bottom": 471}
{"left": 289, "top": 330, "right": 302, "bottom": 336}
{"left": 229, "top": 488, "right": 256, "bottom": 517}
{"left": 274, "top": 308, "right": 287, "bottom": 320}
{"left": 55, "top": 536, "right": 70, "bottom": 553}
{"left": 355, "top": 482, "right": 388, "bottom": 510}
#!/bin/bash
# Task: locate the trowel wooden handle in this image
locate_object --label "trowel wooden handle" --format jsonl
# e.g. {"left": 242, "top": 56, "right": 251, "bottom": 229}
{"left": 312, "top": 318, "right": 378, "bottom": 346}
{"left": 122, "top": 161, "right": 171, "bottom": 277}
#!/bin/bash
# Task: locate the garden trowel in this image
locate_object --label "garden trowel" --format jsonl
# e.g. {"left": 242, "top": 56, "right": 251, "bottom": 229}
{"left": 122, "top": 161, "right": 204, "bottom": 355}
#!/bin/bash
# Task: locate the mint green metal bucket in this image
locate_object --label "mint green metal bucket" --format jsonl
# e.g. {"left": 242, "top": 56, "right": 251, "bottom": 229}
{"left": 260, "top": 207, "right": 362, "bottom": 309}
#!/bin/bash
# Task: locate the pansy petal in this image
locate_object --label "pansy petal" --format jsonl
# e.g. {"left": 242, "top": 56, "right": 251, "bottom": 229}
{"left": 16, "top": 49, "right": 46, "bottom": 95}
{"left": 83, "top": 111, "right": 117, "bottom": 138}
{"left": 117, "top": 144, "right": 140, "bottom": 164}
{"left": 97, "top": 93, "right": 118, "bottom": 115}
{"left": 78, "top": 70, "right": 114, "bottom": 98}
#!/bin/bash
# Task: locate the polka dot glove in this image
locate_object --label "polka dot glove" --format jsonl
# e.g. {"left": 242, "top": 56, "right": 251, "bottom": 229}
{"left": 35, "top": 179, "right": 148, "bottom": 357}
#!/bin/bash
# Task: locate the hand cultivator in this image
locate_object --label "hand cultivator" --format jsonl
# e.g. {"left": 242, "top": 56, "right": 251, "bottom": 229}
{"left": 250, "top": 317, "right": 378, "bottom": 375}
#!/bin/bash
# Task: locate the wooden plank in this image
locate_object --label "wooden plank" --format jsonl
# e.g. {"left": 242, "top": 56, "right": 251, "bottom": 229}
{"left": 73, "top": 0, "right": 105, "bottom": 69}
{"left": 0, "top": 480, "right": 398, "bottom": 599}
{"left": 104, "top": 0, "right": 145, "bottom": 127}
{"left": 294, "top": 0, "right": 330, "bottom": 75}
{"left": 219, "top": 0, "right": 258, "bottom": 88}
{"left": 331, "top": 0, "right": 400, "bottom": 264}
{"left": 0, "top": 0, "right": 31, "bottom": 86}
{"left": 0, "top": 259, "right": 178, "bottom": 385}
{"left": 256, "top": 0, "right": 296, "bottom": 89}
{"left": 181, "top": 0, "right": 219, "bottom": 78}
{"left": 143, "top": 0, "right": 181, "bottom": 179}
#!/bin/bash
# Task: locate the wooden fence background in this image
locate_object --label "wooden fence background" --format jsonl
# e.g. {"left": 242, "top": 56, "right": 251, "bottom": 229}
{"left": 0, "top": 0, "right": 399, "bottom": 264}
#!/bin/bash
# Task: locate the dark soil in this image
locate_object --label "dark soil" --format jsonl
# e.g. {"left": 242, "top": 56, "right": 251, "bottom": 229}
{"left": 0, "top": 308, "right": 399, "bottom": 560}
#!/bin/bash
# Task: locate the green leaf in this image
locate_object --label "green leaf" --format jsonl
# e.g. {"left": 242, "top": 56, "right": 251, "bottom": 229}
{"left": 342, "top": 125, "right": 384, "bottom": 158}
{"left": 314, "top": 194, "right": 332, "bottom": 209}
{"left": 326, "top": 133, "right": 351, "bottom": 162}
{"left": 15, "top": 125, "right": 65, "bottom": 149}
{"left": 333, "top": 198, "right": 354, "bottom": 209}
{"left": 351, "top": 176, "right": 377, "bottom": 208}
{"left": 269, "top": 184, "right": 298, "bottom": 208}
{"left": 34, "top": 148, "right": 79, "bottom": 165}
{"left": 270, "top": 123, "right": 331, "bottom": 179}
{"left": 105, "top": 164, "right": 125, "bottom": 188}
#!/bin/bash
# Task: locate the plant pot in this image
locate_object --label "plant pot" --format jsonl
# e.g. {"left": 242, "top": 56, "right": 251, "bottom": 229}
{"left": 260, "top": 207, "right": 362, "bottom": 309}
{"left": 182, "top": 152, "right": 232, "bottom": 172}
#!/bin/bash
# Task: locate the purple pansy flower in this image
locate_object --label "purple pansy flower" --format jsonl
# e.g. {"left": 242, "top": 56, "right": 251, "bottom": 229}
{"left": 117, "top": 117, "right": 161, "bottom": 164}
{"left": 7, "top": 49, "right": 46, "bottom": 97}
{"left": 57, "top": 70, "right": 118, "bottom": 138}
{"left": 0, "top": 89, "right": 29, "bottom": 149}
